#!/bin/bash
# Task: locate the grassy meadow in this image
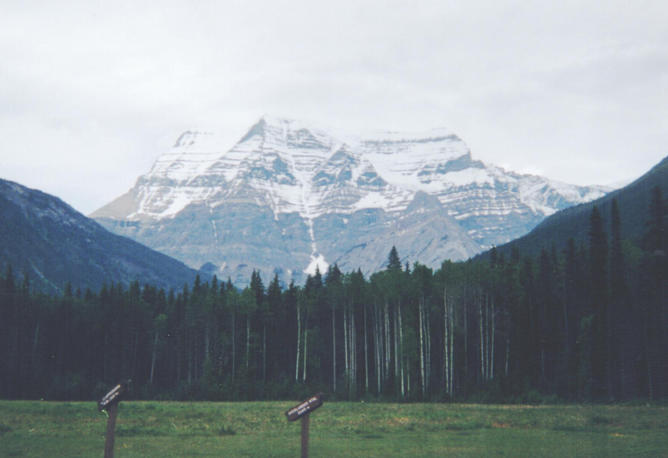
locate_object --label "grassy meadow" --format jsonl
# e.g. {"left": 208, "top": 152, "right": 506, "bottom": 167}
{"left": 1, "top": 400, "right": 667, "bottom": 457}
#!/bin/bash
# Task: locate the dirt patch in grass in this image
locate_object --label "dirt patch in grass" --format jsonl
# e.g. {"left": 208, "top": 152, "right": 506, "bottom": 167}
{"left": 492, "top": 422, "right": 511, "bottom": 428}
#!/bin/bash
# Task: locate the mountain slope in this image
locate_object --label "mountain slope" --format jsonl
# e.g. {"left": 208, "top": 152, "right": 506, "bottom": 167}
{"left": 93, "top": 116, "right": 607, "bottom": 284}
{"left": 0, "top": 178, "right": 199, "bottom": 293}
{"left": 488, "top": 155, "right": 668, "bottom": 259}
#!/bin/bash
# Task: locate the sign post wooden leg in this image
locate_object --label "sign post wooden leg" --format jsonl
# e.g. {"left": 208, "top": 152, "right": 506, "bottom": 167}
{"left": 286, "top": 393, "right": 322, "bottom": 457}
{"left": 104, "top": 402, "right": 119, "bottom": 458}
{"left": 301, "top": 412, "right": 310, "bottom": 458}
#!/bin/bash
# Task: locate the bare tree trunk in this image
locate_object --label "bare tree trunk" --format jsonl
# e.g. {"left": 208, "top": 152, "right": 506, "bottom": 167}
{"left": 364, "top": 305, "right": 369, "bottom": 393}
{"left": 132, "top": 330, "right": 139, "bottom": 382}
{"left": 398, "top": 303, "right": 405, "bottom": 398}
{"left": 232, "top": 308, "right": 236, "bottom": 380}
{"left": 419, "top": 297, "right": 426, "bottom": 397}
{"left": 407, "top": 368, "right": 411, "bottom": 396}
{"left": 205, "top": 324, "right": 210, "bottom": 363}
{"left": 150, "top": 330, "right": 159, "bottom": 384}
{"left": 262, "top": 324, "right": 267, "bottom": 384}
{"left": 444, "top": 287, "right": 449, "bottom": 395}
{"left": 563, "top": 297, "right": 570, "bottom": 376}
{"left": 425, "top": 299, "right": 431, "bottom": 393}
{"left": 246, "top": 315, "right": 250, "bottom": 369}
{"left": 607, "top": 303, "right": 614, "bottom": 401}
{"left": 490, "top": 297, "right": 495, "bottom": 380}
{"left": 186, "top": 324, "right": 192, "bottom": 384}
{"left": 540, "top": 297, "right": 546, "bottom": 387}
{"left": 464, "top": 299, "right": 468, "bottom": 381}
{"left": 302, "top": 317, "right": 308, "bottom": 382}
{"left": 344, "top": 306, "right": 349, "bottom": 390}
{"left": 394, "top": 307, "right": 399, "bottom": 390}
{"left": 104, "top": 332, "right": 109, "bottom": 383}
{"left": 487, "top": 296, "right": 491, "bottom": 381}
{"left": 644, "top": 318, "right": 654, "bottom": 400}
{"left": 449, "top": 297, "right": 454, "bottom": 397}
{"left": 349, "top": 307, "right": 354, "bottom": 393}
{"left": 479, "top": 294, "right": 485, "bottom": 382}
{"left": 332, "top": 305, "right": 336, "bottom": 392}
{"left": 375, "top": 303, "right": 382, "bottom": 394}
{"left": 348, "top": 309, "right": 357, "bottom": 396}
{"left": 384, "top": 301, "right": 390, "bottom": 381}
{"left": 505, "top": 333, "right": 510, "bottom": 379}
{"left": 31, "top": 323, "right": 40, "bottom": 377}
{"left": 485, "top": 296, "right": 489, "bottom": 382}
{"left": 295, "top": 305, "right": 301, "bottom": 382}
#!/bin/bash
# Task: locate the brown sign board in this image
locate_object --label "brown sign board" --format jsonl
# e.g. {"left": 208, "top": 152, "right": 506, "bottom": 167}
{"left": 98, "top": 380, "right": 129, "bottom": 412}
{"left": 285, "top": 393, "right": 324, "bottom": 421}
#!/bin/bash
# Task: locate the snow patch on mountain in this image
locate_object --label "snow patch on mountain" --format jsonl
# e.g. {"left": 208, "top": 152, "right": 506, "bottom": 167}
{"left": 443, "top": 168, "right": 495, "bottom": 187}
{"left": 305, "top": 254, "right": 329, "bottom": 276}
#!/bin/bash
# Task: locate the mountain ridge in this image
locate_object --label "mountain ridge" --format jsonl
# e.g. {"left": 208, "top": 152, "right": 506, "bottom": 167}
{"left": 483, "top": 155, "right": 668, "bottom": 260}
{"left": 0, "top": 178, "right": 200, "bottom": 294}
{"left": 93, "top": 116, "right": 608, "bottom": 284}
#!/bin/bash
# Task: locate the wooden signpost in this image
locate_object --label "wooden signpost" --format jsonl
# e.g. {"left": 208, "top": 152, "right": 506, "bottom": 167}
{"left": 98, "top": 380, "right": 130, "bottom": 458}
{"left": 286, "top": 393, "right": 324, "bottom": 458}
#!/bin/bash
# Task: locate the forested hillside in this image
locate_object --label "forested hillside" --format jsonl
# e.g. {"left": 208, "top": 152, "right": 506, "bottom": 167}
{"left": 487, "top": 155, "right": 668, "bottom": 260}
{"left": 0, "top": 179, "right": 199, "bottom": 294}
{"left": 1, "top": 186, "right": 665, "bottom": 402}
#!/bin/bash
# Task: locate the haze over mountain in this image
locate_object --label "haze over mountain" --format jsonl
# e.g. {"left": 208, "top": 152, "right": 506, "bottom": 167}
{"left": 93, "top": 116, "right": 608, "bottom": 284}
{"left": 0, "top": 178, "right": 199, "bottom": 294}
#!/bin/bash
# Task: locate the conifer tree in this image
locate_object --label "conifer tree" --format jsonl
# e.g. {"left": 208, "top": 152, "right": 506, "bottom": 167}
{"left": 388, "top": 246, "right": 402, "bottom": 271}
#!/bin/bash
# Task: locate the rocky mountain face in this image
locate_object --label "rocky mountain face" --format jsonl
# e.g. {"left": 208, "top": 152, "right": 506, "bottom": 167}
{"left": 92, "top": 116, "right": 607, "bottom": 285}
{"left": 0, "top": 178, "right": 199, "bottom": 293}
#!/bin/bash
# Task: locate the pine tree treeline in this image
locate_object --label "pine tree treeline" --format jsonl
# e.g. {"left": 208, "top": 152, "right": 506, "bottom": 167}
{"left": 1, "top": 190, "right": 666, "bottom": 402}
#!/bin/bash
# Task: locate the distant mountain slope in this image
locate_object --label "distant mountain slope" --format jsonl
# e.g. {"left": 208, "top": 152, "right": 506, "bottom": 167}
{"left": 93, "top": 115, "right": 607, "bottom": 285}
{"left": 0, "top": 178, "right": 199, "bottom": 293}
{"left": 489, "top": 155, "right": 668, "bottom": 259}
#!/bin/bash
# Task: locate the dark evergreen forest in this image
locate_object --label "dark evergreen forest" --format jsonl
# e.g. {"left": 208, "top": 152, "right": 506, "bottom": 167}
{"left": 1, "top": 189, "right": 665, "bottom": 403}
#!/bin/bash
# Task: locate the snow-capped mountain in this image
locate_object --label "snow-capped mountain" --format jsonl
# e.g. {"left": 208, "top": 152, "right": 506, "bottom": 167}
{"left": 92, "top": 116, "right": 607, "bottom": 284}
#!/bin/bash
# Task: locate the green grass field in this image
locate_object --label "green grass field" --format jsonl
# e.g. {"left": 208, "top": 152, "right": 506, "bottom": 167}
{"left": 1, "top": 400, "right": 666, "bottom": 457}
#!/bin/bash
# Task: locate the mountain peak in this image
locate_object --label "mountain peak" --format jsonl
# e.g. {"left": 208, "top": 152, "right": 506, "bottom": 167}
{"left": 239, "top": 118, "right": 268, "bottom": 143}
{"left": 259, "top": 113, "right": 295, "bottom": 126}
{"left": 93, "top": 117, "right": 608, "bottom": 285}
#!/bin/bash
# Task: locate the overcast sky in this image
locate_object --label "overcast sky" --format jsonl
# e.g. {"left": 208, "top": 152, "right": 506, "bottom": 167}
{"left": 1, "top": 0, "right": 667, "bottom": 214}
